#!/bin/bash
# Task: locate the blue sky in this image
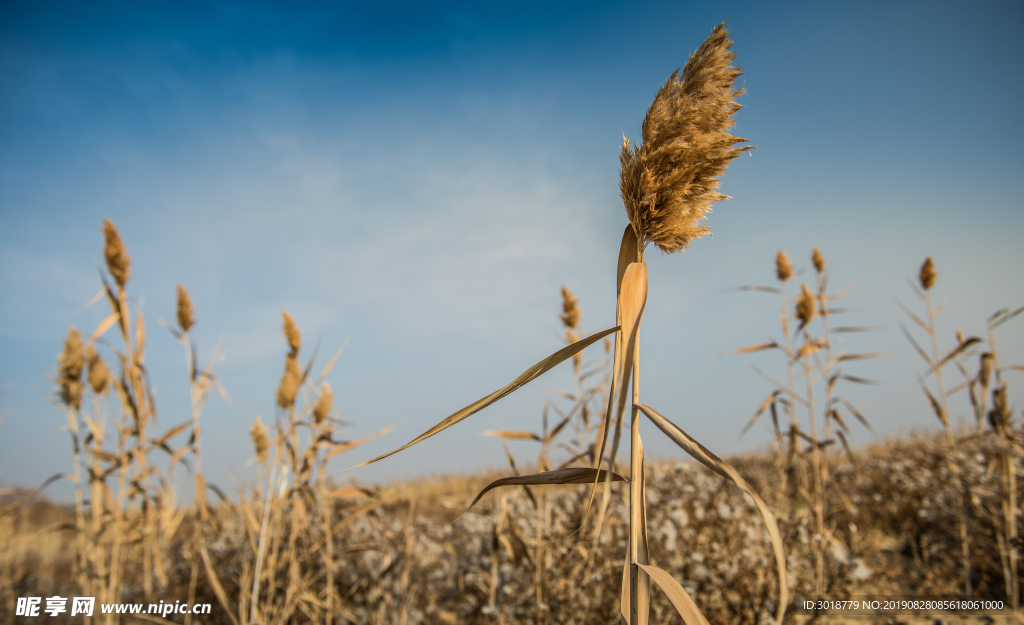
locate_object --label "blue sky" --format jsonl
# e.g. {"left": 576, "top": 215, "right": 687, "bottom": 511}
{"left": 2, "top": 0, "right": 1023, "bottom": 500}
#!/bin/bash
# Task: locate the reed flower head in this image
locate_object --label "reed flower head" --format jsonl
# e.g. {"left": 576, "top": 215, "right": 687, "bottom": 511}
{"left": 58, "top": 327, "right": 85, "bottom": 410}
{"left": 919, "top": 257, "right": 936, "bottom": 291}
{"left": 559, "top": 286, "right": 580, "bottom": 330}
{"left": 250, "top": 416, "right": 270, "bottom": 464}
{"left": 85, "top": 344, "right": 109, "bottom": 395}
{"left": 619, "top": 22, "right": 750, "bottom": 254}
{"left": 314, "top": 383, "right": 334, "bottom": 425}
{"left": 276, "top": 354, "right": 302, "bottom": 409}
{"left": 282, "top": 311, "right": 301, "bottom": 357}
{"left": 775, "top": 250, "right": 793, "bottom": 282}
{"left": 795, "top": 283, "right": 815, "bottom": 330}
{"left": 176, "top": 285, "right": 194, "bottom": 333}
{"left": 102, "top": 219, "right": 131, "bottom": 288}
{"left": 811, "top": 247, "right": 825, "bottom": 274}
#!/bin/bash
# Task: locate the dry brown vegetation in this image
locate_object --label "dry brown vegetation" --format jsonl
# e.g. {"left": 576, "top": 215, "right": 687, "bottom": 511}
{"left": 3, "top": 21, "right": 1023, "bottom": 625}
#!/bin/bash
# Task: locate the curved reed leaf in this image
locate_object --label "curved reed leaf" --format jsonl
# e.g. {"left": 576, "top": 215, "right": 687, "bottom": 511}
{"left": 466, "top": 467, "right": 625, "bottom": 510}
{"left": 636, "top": 563, "right": 709, "bottom": 625}
{"left": 635, "top": 403, "right": 788, "bottom": 625}
{"left": 349, "top": 326, "right": 618, "bottom": 470}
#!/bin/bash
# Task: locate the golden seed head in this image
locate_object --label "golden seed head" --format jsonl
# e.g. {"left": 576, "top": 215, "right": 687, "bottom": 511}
{"left": 979, "top": 353, "right": 993, "bottom": 388}
{"left": 281, "top": 311, "right": 301, "bottom": 356}
{"left": 775, "top": 250, "right": 793, "bottom": 282}
{"left": 276, "top": 354, "right": 302, "bottom": 409}
{"left": 619, "top": 22, "right": 750, "bottom": 254}
{"left": 85, "top": 344, "right": 109, "bottom": 395}
{"left": 811, "top": 247, "right": 825, "bottom": 274}
{"left": 559, "top": 285, "right": 580, "bottom": 330}
{"left": 795, "top": 283, "right": 816, "bottom": 329}
{"left": 313, "top": 383, "right": 333, "bottom": 425}
{"left": 919, "top": 257, "right": 937, "bottom": 291}
{"left": 176, "top": 285, "right": 194, "bottom": 333}
{"left": 250, "top": 416, "right": 270, "bottom": 464}
{"left": 102, "top": 219, "right": 131, "bottom": 288}
{"left": 58, "top": 327, "right": 84, "bottom": 410}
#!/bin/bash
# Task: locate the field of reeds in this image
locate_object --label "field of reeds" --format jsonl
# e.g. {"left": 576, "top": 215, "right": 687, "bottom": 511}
{"left": 2, "top": 22, "right": 1022, "bottom": 625}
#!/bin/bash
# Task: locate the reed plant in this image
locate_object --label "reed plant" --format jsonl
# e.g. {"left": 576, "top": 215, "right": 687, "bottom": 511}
{"left": 733, "top": 247, "right": 879, "bottom": 597}
{"left": 352, "top": 22, "right": 788, "bottom": 625}
{"left": 899, "top": 256, "right": 983, "bottom": 598}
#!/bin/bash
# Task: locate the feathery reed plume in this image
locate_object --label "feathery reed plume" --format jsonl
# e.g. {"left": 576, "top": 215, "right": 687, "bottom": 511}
{"left": 276, "top": 355, "right": 302, "bottom": 409}
{"left": 619, "top": 22, "right": 750, "bottom": 255}
{"left": 85, "top": 344, "right": 109, "bottom": 395}
{"left": 250, "top": 416, "right": 270, "bottom": 464}
{"left": 314, "top": 383, "right": 333, "bottom": 425}
{"left": 775, "top": 250, "right": 792, "bottom": 282}
{"left": 920, "top": 256, "right": 937, "bottom": 291}
{"left": 176, "top": 285, "right": 194, "bottom": 333}
{"left": 102, "top": 219, "right": 131, "bottom": 288}
{"left": 560, "top": 286, "right": 583, "bottom": 371}
{"left": 282, "top": 311, "right": 301, "bottom": 357}
{"left": 795, "top": 282, "right": 815, "bottom": 329}
{"left": 58, "top": 327, "right": 85, "bottom": 410}
{"left": 559, "top": 286, "right": 581, "bottom": 329}
{"left": 811, "top": 246, "right": 825, "bottom": 273}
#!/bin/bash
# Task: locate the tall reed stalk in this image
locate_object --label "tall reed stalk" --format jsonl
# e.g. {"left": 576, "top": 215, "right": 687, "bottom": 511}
{"left": 900, "top": 256, "right": 979, "bottom": 598}
{"left": 352, "top": 22, "right": 788, "bottom": 625}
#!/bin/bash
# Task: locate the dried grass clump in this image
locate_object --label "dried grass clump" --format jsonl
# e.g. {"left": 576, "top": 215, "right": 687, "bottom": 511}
{"left": 176, "top": 284, "right": 194, "bottom": 333}
{"left": 102, "top": 218, "right": 131, "bottom": 287}
{"left": 57, "top": 327, "right": 84, "bottom": 410}
{"left": 619, "top": 22, "right": 750, "bottom": 255}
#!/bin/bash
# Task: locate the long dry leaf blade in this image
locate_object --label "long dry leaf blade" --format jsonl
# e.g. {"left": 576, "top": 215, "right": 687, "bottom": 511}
{"left": 729, "top": 342, "right": 779, "bottom": 356}
{"left": 349, "top": 327, "right": 618, "bottom": 469}
{"left": 742, "top": 391, "right": 779, "bottom": 435}
{"left": 934, "top": 337, "right": 982, "bottom": 371}
{"left": 199, "top": 541, "right": 242, "bottom": 625}
{"left": 636, "top": 403, "right": 788, "bottom": 625}
{"left": 324, "top": 425, "right": 396, "bottom": 461}
{"left": 636, "top": 563, "right": 710, "bottom": 625}
{"left": 897, "top": 300, "right": 932, "bottom": 334}
{"left": 466, "top": 467, "right": 625, "bottom": 510}
{"left": 992, "top": 306, "right": 1024, "bottom": 329}
{"left": 88, "top": 313, "right": 120, "bottom": 344}
{"left": 478, "top": 430, "right": 541, "bottom": 442}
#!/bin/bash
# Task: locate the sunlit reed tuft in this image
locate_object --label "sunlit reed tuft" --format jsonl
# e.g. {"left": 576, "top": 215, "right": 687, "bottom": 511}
{"left": 250, "top": 416, "right": 270, "bottom": 464}
{"left": 176, "top": 285, "right": 194, "bottom": 333}
{"left": 282, "top": 311, "right": 301, "bottom": 356}
{"left": 276, "top": 354, "right": 302, "bottom": 409}
{"left": 102, "top": 218, "right": 131, "bottom": 287}
{"left": 618, "top": 23, "right": 750, "bottom": 255}
{"left": 795, "top": 282, "right": 815, "bottom": 329}
{"left": 314, "top": 383, "right": 334, "bottom": 425}
{"left": 811, "top": 246, "right": 825, "bottom": 273}
{"left": 85, "top": 344, "right": 109, "bottom": 395}
{"left": 775, "top": 250, "right": 792, "bottom": 282}
{"left": 58, "top": 326, "right": 85, "bottom": 410}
